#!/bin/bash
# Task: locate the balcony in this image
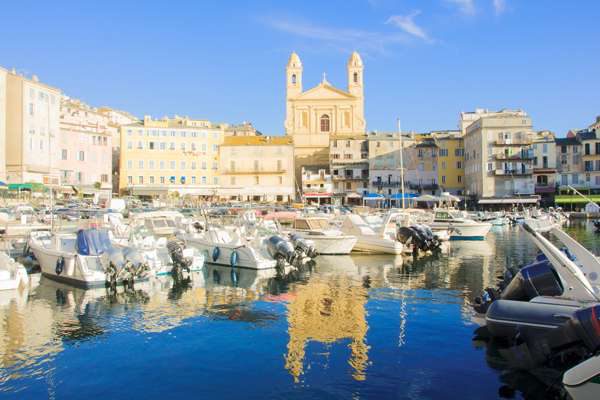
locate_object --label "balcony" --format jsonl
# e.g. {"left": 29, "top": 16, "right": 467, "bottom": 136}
{"left": 535, "top": 185, "right": 556, "bottom": 194}
{"left": 221, "top": 168, "right": 286, "bottom": 175}
{"left": 493, "top": 168, "right": 533, "bottom": 176}
{"left": 372, "top": 180, "right": 402, "bottom": 188}
{"left": 333, "top": 175, "right": 369, "bottom": 181}
{"left": 493, "top": 150, "right": 534, "bottom": 161}
{"left": 494, "top": 138, "right": 532, "bottom": 146}
{"left": 408, "top": 183, "right": 439, "bottom": 191}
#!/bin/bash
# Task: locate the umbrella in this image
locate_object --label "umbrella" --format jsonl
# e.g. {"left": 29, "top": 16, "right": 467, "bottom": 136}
{"left": 439, "top": 192, "right": 460, "bottom": 202}
{"left": 389, "top": 193, "right": 418, "bottom": 200}
{"left": 414, "top": 194, "right": 439, "bottom": 202}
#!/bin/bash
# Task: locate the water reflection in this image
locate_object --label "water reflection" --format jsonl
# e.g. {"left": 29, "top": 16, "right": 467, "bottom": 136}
{"left": 1, "top": 224, "right": 587, "bottom": 399}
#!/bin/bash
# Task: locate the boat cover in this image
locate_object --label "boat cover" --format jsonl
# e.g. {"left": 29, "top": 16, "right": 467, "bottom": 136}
{"left": 76, "top": 228, "right": 113, "bottom": 256}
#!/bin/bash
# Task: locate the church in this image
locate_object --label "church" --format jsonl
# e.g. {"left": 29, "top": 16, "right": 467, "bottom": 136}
{"left": 285, "top": 52, "right": 367, "bottom": 201}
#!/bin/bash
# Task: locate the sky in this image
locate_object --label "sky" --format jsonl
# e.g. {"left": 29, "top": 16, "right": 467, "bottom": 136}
{"left": 1, "top": 0, "right": 598, "bottom": 136}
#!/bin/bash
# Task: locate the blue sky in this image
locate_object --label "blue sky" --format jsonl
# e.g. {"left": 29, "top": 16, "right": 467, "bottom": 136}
{"left": 1, "top": 0, "right": 598, "bottom": 136}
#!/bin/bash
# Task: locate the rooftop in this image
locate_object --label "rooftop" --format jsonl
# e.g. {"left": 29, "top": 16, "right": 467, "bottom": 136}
{"left": 222, "top": 135, "right": 293, "bottom": 146}
{"left": 555, "top": 137, "right": 580, "bottom": 146}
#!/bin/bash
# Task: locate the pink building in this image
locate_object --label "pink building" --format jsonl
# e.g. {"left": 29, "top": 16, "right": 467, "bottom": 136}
{"left": 58, "top": 98, "right": 112, "bottom": 194}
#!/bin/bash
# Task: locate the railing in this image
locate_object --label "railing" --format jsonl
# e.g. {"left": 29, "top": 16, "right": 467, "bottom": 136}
{"left": 333, "top": 175, "right": 369, "bottom": 181}
{"left": 494, "top": 138, "right": 532, "bottom": 146}
{"left": 408, "top": 183, "right": 439, "bottom": 190}
{"left": 493, "top": 168, "right": 534, "bottom": 176}
{"left": 493, "top": 151, "right": 534, "bottom": 160}
{"left": 372, "top": 180, "right": 402, "bottom": 187}
{"left": 535, "top": 185, "right": 556, "bottom": 194}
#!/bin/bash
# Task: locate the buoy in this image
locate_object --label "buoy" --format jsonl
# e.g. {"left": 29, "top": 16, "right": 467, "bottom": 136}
{"left": 212, "top": 247, "right": 220, "bottom": 262}
{"left": 55, "top": 257, "right": 64, "bottom": 275}
{"left": 230, "top": 250, "right": 239, "bottom": 267}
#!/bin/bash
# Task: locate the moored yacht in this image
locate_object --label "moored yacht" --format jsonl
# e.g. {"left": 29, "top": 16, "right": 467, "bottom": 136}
{"left": 429, "top": 209, "right": 491, "bottom": 240}
{"left": 287, "top": 217, "right": 357, "bottom": 255}
{"left": 340, "top": 213, "right": 404, "bottom": 255}
{"left": 0, "top": 252, "right": 28, "bottom": 290}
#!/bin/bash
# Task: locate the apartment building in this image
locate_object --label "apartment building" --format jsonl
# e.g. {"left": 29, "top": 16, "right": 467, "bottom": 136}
{"left": 218, "top": 135, "right": 294, "bottom": 203}
{"left": 556, "top": 135, "right": 582, "bottom": 189}
{"left": 58, "top": 98, "right": 112, "bottom": 194}
{"left": 329, "top": 137, "right": 369, "bottom": 204}
{"left": 404, "top": 135, "right": 439, "bottom": 195}
{"left": 367, "top": 131, "right": 403, "bottom": 197}
{"left": 119, "top": 116, "right": 223, "bottom": 197}
{"left": 432, "top": 130, "right": 464, "bottom": 195}
{"left": 532, "top": 130, "right": 557, "bottom": 205}
{"left": 301, "top": 166, "right": 333, "bottom": 204}
{"left": 4, "top": 69, "right": 61, "bottom": 185}
{"left": 463, "top": 109, "right": 536, "bottom": 202}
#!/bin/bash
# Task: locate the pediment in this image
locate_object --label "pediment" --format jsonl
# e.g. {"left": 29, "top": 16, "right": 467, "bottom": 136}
{"left": 294, "top": 83, "right": 356, "bottom": 101}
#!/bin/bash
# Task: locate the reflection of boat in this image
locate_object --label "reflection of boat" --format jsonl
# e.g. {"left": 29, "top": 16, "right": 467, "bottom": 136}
{"left": 449, "top": 240, "right": 494, "bottom": 258}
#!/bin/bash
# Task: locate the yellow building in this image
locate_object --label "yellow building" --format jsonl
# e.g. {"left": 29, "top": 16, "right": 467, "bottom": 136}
{"left": 218, "top": 135, "right": 294, "bottom": 202}
{"left": 432, "top": 131, "right": 464, "bottom": 195}
{"left": 119, "top": 115, "right": 223, "bottom": 198}
{"left": 285, "top": 52, "right": 366, "bottom": 196}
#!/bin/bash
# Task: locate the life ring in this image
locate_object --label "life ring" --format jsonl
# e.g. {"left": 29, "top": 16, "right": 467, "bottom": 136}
{"left": 212, "top": 247, "right": 220, "bottom": 262}
{"left": 230, "top": 250, "right": 239, "bottom": 267}
{"left": 55, "top": 256, "right": 64, "bottom": 275}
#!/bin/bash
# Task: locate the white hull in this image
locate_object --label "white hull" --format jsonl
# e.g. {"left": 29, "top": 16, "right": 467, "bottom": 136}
{"left": 0, "top": 253, "right": 28, "bottom": 291}
{"left": 430, "top": 222, "right": 491, "bottom": 240}
{"left": 184, "top": 236, "right": 277, "bottom": 270}
{"left": 292, "top": 233, "right": 357, "bottom": 255}
{"left": 563, "top": 354, "right": 600, "bottom": 400}
{"left": 352, "top": 236, "right": 404, "bottom": 255}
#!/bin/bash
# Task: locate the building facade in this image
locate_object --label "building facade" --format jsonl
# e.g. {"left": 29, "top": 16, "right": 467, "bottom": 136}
{"left": 4, "top": 69, "right": 61, "bottom": 185}
{"left": 301, "top": 166, "right": 333, "bottom": 204}
{"left": 58, "top": 98, "right": 112, "bottom": 194}
{"left": 532, "top": 130, "right": 557, "bottom": 205}
{"left": 556, "top": 135, "right": 582, "bottom": 189}
{"left": 368, "top": 132, "right": 403, "bottom": 198}
{"left": 578, "top": 128, "right": 600, "bottom": 190}
{"left": 218, "top": 135, "right": 294, "bottom": 202}
{"left": 432, "top": 130, "right": 464, "bottom": 195}
{"left": 119, "top": 116, "right": 223, "bottom": 198}
{"left": 0, "top": 68, "right": 6, "bottom": 181}
{"left": 330, "top": 137, "right": 369, "bottom": 204}
{"left": 463, "top": 109, "right": 536, "bottom": 203}
{"left": 285, "top": 52, "right": 366, "bottom": 198}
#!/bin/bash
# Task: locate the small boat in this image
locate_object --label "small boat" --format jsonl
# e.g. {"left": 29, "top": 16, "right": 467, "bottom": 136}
{"left": 563, "top": 354, "right": 600, "bottom": 400}
{"left": 429, "top": 209, "right": 491, "bottom": 240}
{"left": 287, "top": 217, "right": 357, "bottom": 255}
{"left": 0, "top": 252, "right": 28, "bottom": 290}
{"left": 29, "top": 228, "right": 151, "bottom": 288}
{"left": 340, "top": 213, "right": 404, "bottom": 255}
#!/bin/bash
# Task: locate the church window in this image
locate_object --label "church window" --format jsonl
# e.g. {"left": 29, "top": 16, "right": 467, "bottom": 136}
{"left": 291, "top": 74, "right": 296, "bottom": 84}
{"left": 301, "top": 112, "right": 308, "bottom": 128}
{"left": 353, "top": 72, "right": 358, "bottom": 83}
{"left": 320, "top": 115, "right": 330, "bottom": 132}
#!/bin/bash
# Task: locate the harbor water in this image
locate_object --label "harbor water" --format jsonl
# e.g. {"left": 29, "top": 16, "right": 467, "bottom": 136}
{"left": 0, "top": 222, "right": 597, "bottom": 399}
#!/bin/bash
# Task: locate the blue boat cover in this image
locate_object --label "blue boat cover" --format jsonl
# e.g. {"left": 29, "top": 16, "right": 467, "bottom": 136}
{"left": 76, "top": 228, "right": 113, "bottom": 256}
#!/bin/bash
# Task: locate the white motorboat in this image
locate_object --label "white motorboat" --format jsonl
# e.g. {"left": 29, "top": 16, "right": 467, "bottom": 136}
{"left": 288, "top": 217, "right": 357, "bottom": 255}
{"left": 563, "top": 354, "right": 600, "bottom": 400}
{"left": 129, "top": 211, "right": 185, "bottom": 238}
{"left": 28, "top": 228, "right": 151, "bottom": 288}
{"left": 340, "top": 214, "right": 404, "bottom": 255}
{"left": 0, "top": 252, "right": 28, "bottom": 290}
{"left": 429, "top": 209, "right": 491, "bottom": 240}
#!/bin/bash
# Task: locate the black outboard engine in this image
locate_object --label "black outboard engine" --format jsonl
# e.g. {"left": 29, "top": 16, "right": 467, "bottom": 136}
{"left": 593, "top": 220, "right": 600, "bottom": 233}
{"left": 396, "top": 224, "right": 441, "bottom": 253}
{"left": 473, "top": 256, "right": 563, "bottom": 314}
{"left": 289, "top": 233, "right": 318, "bottom": 259}
{"left": 266, "top": 235, "right": 295, "bottom": 267}
{"left": 167, "top": 240, "right": 193, "bottom": 274}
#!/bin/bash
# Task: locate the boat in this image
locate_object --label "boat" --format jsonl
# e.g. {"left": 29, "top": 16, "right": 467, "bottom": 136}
{"left": 129, "top": 211, "right": 186, "bottom": 238}
{"left": 563, "top": 354, "right": 600, "bottom": 400}
{"left": 0, "top": 252, "right": 28, "bottom": 290}
{"left": 429, "top": 209, "right": 491, "bottom": 240}
{"left": 287, "top": 217, "right": 357, "bottom": 255}
{"left": 28, "top": 228, "right": 151, "bottom": 288}
{"left": 339, "top": 213, "right": 404, "bottom": 255}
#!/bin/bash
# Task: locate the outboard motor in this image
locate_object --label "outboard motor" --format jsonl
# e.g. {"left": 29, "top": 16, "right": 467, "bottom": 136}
{"left": 473, "top": 257, "right": 563, "bottom": 314}
{"left": 167, "top": 240, "right": 193, "bottom": 274}
{"left": 266, "top": 235, "right": 295, "bottom": 267}
{"left": 288, "top": 234, "right": 318, "bottom": 260}
{"left": 396, "top": 225, "right": 441, "bottom": 253}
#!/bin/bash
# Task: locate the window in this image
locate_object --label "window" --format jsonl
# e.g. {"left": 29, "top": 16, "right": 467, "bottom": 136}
{"left": 456, "top": 161, "right": 462, "bottom": 169}
{"left": 585, "top": 161, "right": 593, "bottom": 172}
{"left": 254, "top": 160, "right": 259, "bottom": 171}
{"left": 278, "top": 176, "right": 283, "bottom": 185}
{"left": 231, "top": 176, "right": 236, "bottom": 185}
{"left": 191, "top": 176, "right": 196, "bottom": 184}
{"left": 344, "top": 154, "right": 352, "bottom": 160}
{"left": 214, "top": 177, "right": 218, "bottom": 185}
{"left": 320, "top": 115, "right": 330, "bottom": 132}
{"left": 170, "top": 161, "right": 176, "bottom": 169}
{"left": 149, "top": 160, "right": 155, "bottom": 169}
{"left": 61, "top": 149, "right": 68, "bottom": 160}
{"left": 543, "top": 143, "right": 548, "bottom": 154}
{"left": 160, "top": 161, "right": 165, "bottom": 169}
{"left": 127, "top": 141, "right": 133, "bottom": 150}
{"left": 457, "top": 175, "right": 462, "bottom": 183}
{"left": 78, "top": 151, "right": 85, "bottom": 161}
{"left": 181, "top": 143, "right": 186, "bottom": 151}
{"left": 202, "top": 161, "right": 207, "bottom": 170}
{"left": 138, "top": 176, "right": 144, "bottom": 184}
{"left": 170, "top": 142, "right": 175, "bottom": 150}
{"left": 441, "top": 176, "right": 446, "bottom": 184}
{"left": 353, "top": 72, "right": 358, "bottom": 83}
{"left": 202, "top": 176, "right": 207, "bottom": 184}
{"left": 192, "top": 162, "right": 196, "bottom": 170}
{"left": 127, "top": 160, "right": 133, "bottom": 169}
{"left": 345, "top": 182, "right": 351, "bottom": 190}
{"left": 29, "top": 103, "right": 34, "bottom": 116}
{"left": 137, "top": 141, "right": 143, "bottom": 150}
{"left": 191, "top": 143, "right": 196, "bottom": 151}
{"left": 160, "top": 142, "right": 166, "bottom": 150}
{"left": 346, "top": 140, "right": 351, "bottom": 148}
{"left": 181, "top": 161, "right": 186, "bottom": 169}
{"left": 128, "top": 176, "right": 133, "bottom": 184}
{"left": 277, "top": 160, "right": 282, "bottom": 171}
{"left": 254, "top": 176, "right": 259, "bottom": 185}
{"left": 149, "top": 176, "right": 155, "bottom": 184}
{"left": 149, "top": 142, "right": 155, "bottom": 150}
{"left": 439, "top": 148, "right": 448, "bottom": 157}
{"left": 596, "top": 143, "right": 600, "bottom": 155}
{"left": 455, "top": 148, "right": 464, "bottom": 157}
{"left": 138, "top": 160, "right": 144, "bottom": 169}
{"left": 291, "top": 74, "right": 296, "bottom": 84}
{"left": 212, "top": 144, "right": 218, "bottom": 152}
{"left": 585, "top": 143, "right": 591, "bottom": 155}
{"left": 160, "top": 176, "right": 165, "bottom": 184}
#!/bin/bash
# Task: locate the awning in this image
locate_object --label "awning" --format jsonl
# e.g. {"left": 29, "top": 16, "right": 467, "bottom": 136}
{"left": 346, "top": 192, "right": 363, "bottom": 199}
{"left": 389, "top": 193, "right": 418, "bottom": 200}
{"left": 478, "top": 197, "right": 539, "bottom": 204}
{"left": 555, "top": 195, "right": 600, "bottom": 205}
{"left": 414, "top": 194, "right": 439, "bottom": 202}
{"left": 363, "top": 192, "right": 385, "bottom": 199}
{"left": 8, "top": 183, "right": 47, "bottom": 192}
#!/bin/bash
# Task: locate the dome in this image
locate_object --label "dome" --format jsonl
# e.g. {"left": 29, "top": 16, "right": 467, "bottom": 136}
{"left": 287, "top": 52, "right": 302, "bottom": 68}
{"left": 347, "top": 51, "right": 363, "bottom": 67}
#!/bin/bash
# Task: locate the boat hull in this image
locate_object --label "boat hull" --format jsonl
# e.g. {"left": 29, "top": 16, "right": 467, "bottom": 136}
{"left": 184, "top": 237, "right": 277, "bottom": 270}
{"left": 431, "top": 222, "right": 491, "bottom": 240}
{"left": 293, "top": 233, "right": 357, "bottom": 255}
{"left": 352, "top": 236, "right": 404, "bottom": 255}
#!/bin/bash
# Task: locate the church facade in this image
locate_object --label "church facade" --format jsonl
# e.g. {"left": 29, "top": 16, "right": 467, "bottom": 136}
{"left": 285, "top": 52, "right": 367, "bottom": 202}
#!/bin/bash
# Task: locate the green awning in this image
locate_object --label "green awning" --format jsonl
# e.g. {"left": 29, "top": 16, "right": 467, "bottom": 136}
{"left": 555, "top": 195, "right": 600, "bottom": 204}
{"left": 8, "top": 183, "right": 47, "bottom": 192}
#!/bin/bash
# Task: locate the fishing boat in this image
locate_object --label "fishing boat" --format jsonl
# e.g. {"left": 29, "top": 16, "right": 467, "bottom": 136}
{"left": 287, "top": 217, "right": 357, "bottom": 255}
{"left": 429, "top": 209, "right": 491, "bottom": 240}
{"left": 28, "top": 228, "right": 151, "bottom": 288}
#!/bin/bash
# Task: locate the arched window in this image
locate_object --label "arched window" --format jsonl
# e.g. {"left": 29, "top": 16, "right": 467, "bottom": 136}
{"left": 291, "top": 74, "right": 296, "bottom": 84}
{"left": 320, "top": 114, "right": 330, "bottom": 132}
{"left": 353, "top": 72, "right": 358, "bottom": 83}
